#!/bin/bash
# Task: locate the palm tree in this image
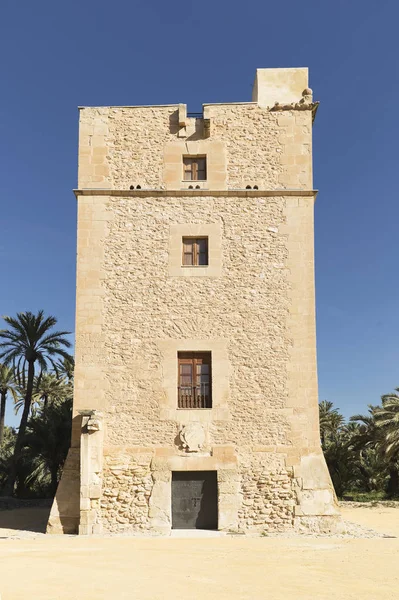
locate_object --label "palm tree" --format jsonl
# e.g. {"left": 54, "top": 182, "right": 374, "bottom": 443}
{"left": 21, "top": 397, "right": 72, "bottom": 496}
{"left": 319, "top": 401, "right": 354, "bottom": 497}
{"left": 0, "top": 364, "right": 18, "bottom": 445}
{"left": 36, "top": 372, "right": 71, "bottom": 411}
{"left": 341, "top": 420, "right": 361, "bottom": 440}
{"left": 356, "top": 447, "right": 389, "bottom": 493}
{"left": 54, "top": 356, "right": 74, "bottom": 382}
{"left": 12, "top": 368, "right": 40, "bottom": 417}
{"left": 349, "top": 407, "right": 380, "bottom": 451}
{"left": 0, "top": 311, "right": 72, "bottom": 495}
{"left": 319, "top": 400, "right": 345, "bottom": 448}
{"left": 375, "top": 389, "right": 399, "bottom": 459}
{"left": 13, "top": 372, "right": 71, "bottom": 414}
{"left": 0, "top": 427, "right": 16, "bottom": 490}
{"left": 374, "top": 390, "right": 399, "bottom": 497}
{"left": 322, "top": 436, "right": 356, "bottom": 497}
{"left": 350, "top": 404, "right": 399, "bottom": 497}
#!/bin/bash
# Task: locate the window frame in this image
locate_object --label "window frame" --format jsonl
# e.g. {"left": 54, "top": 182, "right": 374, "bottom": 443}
{"left": 177, "top": 351, "right": 212, "bottom": 409}
{"left": 183, "top": 156, "right": 207, "bottom": 181}
{"left": 182, "top": 236, "right": 209, "bottom": 267}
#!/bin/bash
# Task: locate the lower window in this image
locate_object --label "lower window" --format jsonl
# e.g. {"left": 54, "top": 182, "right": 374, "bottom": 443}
{"left": 178, "top": 352, "right": 212, "bottom": 408}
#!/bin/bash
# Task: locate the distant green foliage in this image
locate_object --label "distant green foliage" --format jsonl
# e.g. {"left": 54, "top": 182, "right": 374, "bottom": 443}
{"left": 0, "top": 388, "right": 72, "bottom": 499}
{"left": 320, "top": 393, "right": 399, "bottom": 499}
{"left": 0, "top": 427, "right": 16, "bottom": 489}
{"left": 0, "top": 310, "right": 72, "bottom": 495}
{"left": 342, "top": 490, "right": 388, "bottom": 502}
{"left": 17, "top": 398, "right": 72, "bottom": 497}
{"left": 0, "top": 363, "right": 18, "bottom": 445}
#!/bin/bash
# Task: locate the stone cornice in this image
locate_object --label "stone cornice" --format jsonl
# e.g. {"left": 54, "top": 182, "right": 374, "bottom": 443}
{"left": 74, "top": 189, "right": 318, "bottom": 199}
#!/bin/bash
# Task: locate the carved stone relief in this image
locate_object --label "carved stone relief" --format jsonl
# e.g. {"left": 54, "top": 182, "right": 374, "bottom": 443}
{"left": 179, "top": 423, "right": 206, "bottom": 452}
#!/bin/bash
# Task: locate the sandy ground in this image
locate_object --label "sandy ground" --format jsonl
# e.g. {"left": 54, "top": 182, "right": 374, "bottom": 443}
{"left": 0, "top": 505, "right": 398, "bottom": 599}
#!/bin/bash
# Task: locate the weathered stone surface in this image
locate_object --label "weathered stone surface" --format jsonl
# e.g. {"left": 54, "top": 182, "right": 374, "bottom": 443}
{"left": 101, "top": 193, "right": 291, "bottom": 449}
{"left": 100, "top": 452, "right": 153, "bottom": 532}
{"left": 238, "top": 463, "right": 295, "bottom": 532}
{"left": 49, "top": 67, "right": 338, "bottom": 536}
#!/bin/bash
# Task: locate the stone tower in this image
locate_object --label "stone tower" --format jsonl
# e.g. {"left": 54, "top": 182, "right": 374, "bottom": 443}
{"left": 48, "top": 67, "right": 339, "bottom": 535}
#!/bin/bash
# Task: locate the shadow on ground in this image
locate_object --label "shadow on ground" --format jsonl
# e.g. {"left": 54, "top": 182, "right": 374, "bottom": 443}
{"left": 0, "top": 501, "right": 52, "bottom": 534}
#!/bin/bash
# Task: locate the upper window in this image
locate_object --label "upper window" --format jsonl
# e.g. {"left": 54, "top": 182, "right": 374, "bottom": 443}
{"left": 183, "top": 156, "right": 207, "bottom": 181}
{"left": 178, "top": 352, "right": 212, "bottom": 409}
{"left": 182, "top": 237, "right": 208, "bottom": 266}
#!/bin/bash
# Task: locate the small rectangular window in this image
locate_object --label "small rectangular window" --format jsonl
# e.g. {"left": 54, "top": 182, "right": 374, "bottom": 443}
{"left": 178, "top": 352, "right": 212, "bottom": 408}
{"left": 183, "top": 156, "right": 207, "bottom": 181}
{"left": 182, "top": 237, "right": 208, "bottom": 266}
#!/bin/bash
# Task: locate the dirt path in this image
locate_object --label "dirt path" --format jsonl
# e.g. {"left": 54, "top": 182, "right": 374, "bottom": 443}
{"left": 0, "top": 506, "right": 398, "bottom": 599}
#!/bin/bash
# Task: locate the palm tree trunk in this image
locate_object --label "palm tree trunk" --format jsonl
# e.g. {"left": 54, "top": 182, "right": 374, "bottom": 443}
{"left": 43, "top": 394, "right": 49, "bottom": 413}
{"left": 2, "top": 361, "right": 35, "bottom": 496}
{"left": 0, "top": 390, "right": 6, "bottom": 445}
{"left": 387, "top": 465, "right": 399, "bottom": 498}
{"left": 358, "top": 464, "right": 372, "bottom": 493}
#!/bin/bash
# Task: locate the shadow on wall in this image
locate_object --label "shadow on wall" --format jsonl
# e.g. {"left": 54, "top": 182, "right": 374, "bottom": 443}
{"left": 46, "top": 415, "right": 82, "bottom": 534}
{"left": 168, "top": 110, "right": 205, "bottom": 141}
{"left": 169, "top": 110, "right": 180, "bottom": 135}
{"left": 196, "top": 476, "right": 218, "bottom": 530}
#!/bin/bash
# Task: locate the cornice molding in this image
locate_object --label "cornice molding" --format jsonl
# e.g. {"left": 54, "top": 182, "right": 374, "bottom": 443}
{"left": 74, "top": 189, "right": 318, "bottom": 199}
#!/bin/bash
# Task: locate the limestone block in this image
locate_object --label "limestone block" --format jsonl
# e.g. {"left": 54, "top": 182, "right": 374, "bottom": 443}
{"left": 148, "top": 480, "right": 170, "bottom": 525}
{"left": 89, "top": 484, "right": 102, "bottom": 499}
{"left": 252, "top": 68, "right": 308, "bottom": 107}
{"left": 298, "top": 489, "right": 339, "bottom": 516}
{"left": 299, "top": 453, "right": 334, "bottom": 491}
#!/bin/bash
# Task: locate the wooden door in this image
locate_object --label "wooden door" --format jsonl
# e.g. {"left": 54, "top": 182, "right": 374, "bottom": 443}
{"left": 172, "top": 471, "right": 218, "bottom": 529}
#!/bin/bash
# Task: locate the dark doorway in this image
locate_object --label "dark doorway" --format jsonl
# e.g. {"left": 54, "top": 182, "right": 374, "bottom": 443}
{"left": 172, "top": 471, "right": 218, "bottom": 530}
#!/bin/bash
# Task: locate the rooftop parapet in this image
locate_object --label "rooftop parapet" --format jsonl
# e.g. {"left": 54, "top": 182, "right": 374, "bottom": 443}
{"left": 252, "top": 67, "right": 309, "bottom": 107}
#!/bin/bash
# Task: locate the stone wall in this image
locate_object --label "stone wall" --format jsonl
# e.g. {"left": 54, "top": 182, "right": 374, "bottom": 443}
{"left": 239, "top": 467, "right": 295, "bottom": 531}
{"left": 97, "top": 450, "right": 337, "bottom": 534}
{"left": 61, "top": 188, "right": 338, "bottom": 533}
{"left": 98, "top": 448, "right": 298, "bottom": 534}
{"left": 208, "top": 104, "right": 312, "bottom": 190}
{"left": 49, "top": 68, "right": 339, "bottom": 535}
{"left": 78, "top": 104, "right": 313, "bottom": 191}
{"left": 100, "top": 193, "right": 292, "bottom": 449}
{"left": 101, "top": 450, "right": 153, "bottom": 532}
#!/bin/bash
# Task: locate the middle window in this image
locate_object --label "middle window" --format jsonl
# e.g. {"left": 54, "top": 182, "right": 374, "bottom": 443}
{"left": 183, "top": 156, "right": 207, "bottom": 181}
{"left": 178, "top": 352, "right": 212, "bottom": 409}
{"left": 182, "top": 237, "right": 209, "bottom": 266}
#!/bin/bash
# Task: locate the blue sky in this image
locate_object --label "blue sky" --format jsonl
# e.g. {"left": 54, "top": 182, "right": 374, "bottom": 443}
{"left": 1, "top": 0, "right": 398, "bottom": 426}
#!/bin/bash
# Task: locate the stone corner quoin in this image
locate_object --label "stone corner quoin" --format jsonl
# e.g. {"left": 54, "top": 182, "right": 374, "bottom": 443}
{"left": 47, "top": 66, "right": 339, "bottom": 536}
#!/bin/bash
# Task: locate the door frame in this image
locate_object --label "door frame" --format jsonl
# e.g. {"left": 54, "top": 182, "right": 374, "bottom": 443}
{"left": 149, "top": 452, "right": 239, "bottom": 533}
{"left": 171, "top": 470, "right": 218, "bottom": 530}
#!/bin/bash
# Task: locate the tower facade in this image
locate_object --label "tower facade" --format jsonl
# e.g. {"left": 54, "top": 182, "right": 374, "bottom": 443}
{"left": 48, "top": 68, "right": 338, "bottom": 534}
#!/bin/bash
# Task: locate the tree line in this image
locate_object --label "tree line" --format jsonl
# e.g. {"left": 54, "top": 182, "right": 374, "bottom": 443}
{"left": 0, "top": 310, "right": 398, "bottom": 501}
{"left": 320, "top": 396, "right": 399, "bottom": 499}
{"left": 0, "top": 311, "right": 73, "bottom": 497}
